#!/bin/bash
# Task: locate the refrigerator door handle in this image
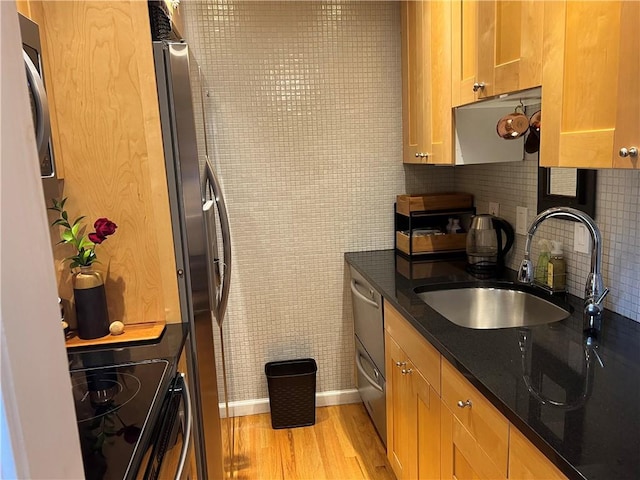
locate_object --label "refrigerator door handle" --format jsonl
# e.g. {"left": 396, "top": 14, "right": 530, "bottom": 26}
{"left": 204, "top": 158, "right": 232, "bottom": 325}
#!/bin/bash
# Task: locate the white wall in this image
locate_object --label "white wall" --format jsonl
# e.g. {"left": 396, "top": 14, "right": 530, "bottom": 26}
{"left": 0, "top": 3, "right": 84, "bottom": 478}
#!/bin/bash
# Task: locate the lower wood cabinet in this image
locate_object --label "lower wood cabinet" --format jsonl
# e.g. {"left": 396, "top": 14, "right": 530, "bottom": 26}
{"left": 383, "top": 300, "right": 569, "bottom": 480}
{"left": 509, "top": 428, "right": 567, "bottom": 480}
{"left": 441, "top": 360, "right": 508, "bottom": 479}
{"left": 385, "top": 332, "right": 440, "bottom": 480}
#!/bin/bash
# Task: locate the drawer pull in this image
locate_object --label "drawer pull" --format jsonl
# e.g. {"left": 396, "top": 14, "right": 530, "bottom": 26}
{"left": 457, "top": 399, "right": 473, "bottom": 408}
{"left": 395, "top": 361, "right": 407, "bottom": 367}
{"left": 401, "top": 368, "right": 413, "bottom": 375}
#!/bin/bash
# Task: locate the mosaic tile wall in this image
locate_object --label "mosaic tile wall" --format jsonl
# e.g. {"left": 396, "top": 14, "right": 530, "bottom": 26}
{"left": 181, "top": 1, "right": 454, "bottom": 402}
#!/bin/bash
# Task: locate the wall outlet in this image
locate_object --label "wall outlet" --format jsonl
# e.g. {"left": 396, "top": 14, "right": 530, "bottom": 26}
{"left": 489, "top": 202, "right": 500, "bottom": 216}
{"left": 574, "top": 223, "right": 592, "bottom": 254}
{"left": 516, "top": 206, "right": 528, "bottom": 235}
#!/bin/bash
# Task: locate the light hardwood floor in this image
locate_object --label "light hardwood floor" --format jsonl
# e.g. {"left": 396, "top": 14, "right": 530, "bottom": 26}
{"left": 225, "top": 403, "right": 395, "bottom": 480}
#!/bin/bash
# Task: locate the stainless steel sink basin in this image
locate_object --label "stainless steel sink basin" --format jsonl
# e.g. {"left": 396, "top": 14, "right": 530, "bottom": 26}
{"left": 415, "top": 287, "right": 571, "bottom": 329}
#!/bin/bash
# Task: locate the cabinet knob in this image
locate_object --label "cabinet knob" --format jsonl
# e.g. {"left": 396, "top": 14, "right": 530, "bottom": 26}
{"left": 401, "top": 368, "right": 413, "bottom": 375}
{"left": 457, "top": 399, "right": 473, "bottom": 408}
{"left": 619, "top": 147, "right": 638, "bottom": 158}
{"left": 414, "top": 152, "right": 429, "bottom": 159}
{"left": 472, "top": 82, "right": 485, "bottom": 92}
{"left": 395, "top": 361, "right": 407, "bottom": 367}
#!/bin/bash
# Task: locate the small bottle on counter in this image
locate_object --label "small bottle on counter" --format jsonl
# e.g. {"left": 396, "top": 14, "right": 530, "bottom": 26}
{"left": 547, "top": 241, "right": 566, "bottom": 291}
{"left": 446, "top": 218, "right": 454, "bottom": 234}
{"left": 535, "top": 239, "right": 550, "bottom": 285}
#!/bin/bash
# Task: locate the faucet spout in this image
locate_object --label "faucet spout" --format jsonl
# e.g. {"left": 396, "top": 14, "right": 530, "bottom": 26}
{"left": 517, "top": 207, "right": 608, "bottom": 336}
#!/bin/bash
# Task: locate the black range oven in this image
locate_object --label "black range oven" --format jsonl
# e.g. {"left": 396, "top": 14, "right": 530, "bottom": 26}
{"left": 70, "top": 359, "right": 192, "bottom": 479}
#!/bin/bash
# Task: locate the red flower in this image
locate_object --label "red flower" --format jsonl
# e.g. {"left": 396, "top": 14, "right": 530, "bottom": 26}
{"left": 94, "top": 218, "right": 117, "bottom": 237}
{"left": 88, "top": 232, "right": 105, "bottom": 244}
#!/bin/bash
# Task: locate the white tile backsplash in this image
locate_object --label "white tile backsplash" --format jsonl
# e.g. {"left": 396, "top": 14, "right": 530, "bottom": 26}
{"left": 181, "top": 1, "right": 638, "bottom": 405}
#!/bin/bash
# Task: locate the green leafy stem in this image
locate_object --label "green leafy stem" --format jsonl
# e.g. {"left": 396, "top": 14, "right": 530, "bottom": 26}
{"left": 48, "top": 198, "right": 96, "bottom": 268}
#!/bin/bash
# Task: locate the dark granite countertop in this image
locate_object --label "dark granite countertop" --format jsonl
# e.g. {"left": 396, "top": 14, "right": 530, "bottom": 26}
{"left": 67, "top": 323, "right": 189, "bottom": 371}
{"left": 345, "top": 249, "right": 640, "bottom": 480}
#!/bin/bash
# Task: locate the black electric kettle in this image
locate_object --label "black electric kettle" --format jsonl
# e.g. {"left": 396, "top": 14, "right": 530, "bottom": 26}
{"left": 465, "top": 214, "right": 515, "bottom": 275}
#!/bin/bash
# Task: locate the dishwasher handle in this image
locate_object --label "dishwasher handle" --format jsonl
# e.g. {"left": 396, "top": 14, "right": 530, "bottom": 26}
{"left": 350, "top": 279, "right": 379, "bottom": 309}
{"left": 356, "top": 351, "right": 383, "bottom": 392}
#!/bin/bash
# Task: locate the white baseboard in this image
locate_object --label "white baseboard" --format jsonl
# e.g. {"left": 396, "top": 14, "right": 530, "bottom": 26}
{"left": 219, "top": 388, "right": 361, "bottom": 418}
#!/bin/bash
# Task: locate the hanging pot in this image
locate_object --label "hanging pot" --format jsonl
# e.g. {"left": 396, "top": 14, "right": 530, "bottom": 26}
{"left": 497, "top": 104, "right": 529, "bottom": 140}
{"left": 524, "top": 110, "right": 541, "bottom": 154}
{"left": 73, "top": 265, "right": 110, "bottom": 339}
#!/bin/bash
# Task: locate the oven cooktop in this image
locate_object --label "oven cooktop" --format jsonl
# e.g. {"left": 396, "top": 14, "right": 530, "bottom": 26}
{"left": 70, "top": 360, "right": 169, "bottom": 480}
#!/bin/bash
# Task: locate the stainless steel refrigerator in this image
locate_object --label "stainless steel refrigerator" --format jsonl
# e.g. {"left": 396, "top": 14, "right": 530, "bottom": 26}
{"left": 153, "top": 40, "right": 232, "bottom": 480}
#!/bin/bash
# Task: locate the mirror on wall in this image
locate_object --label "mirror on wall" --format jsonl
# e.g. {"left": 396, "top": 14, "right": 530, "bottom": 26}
{"left": 537, "top": 166, "right": 597, "bottom": 218}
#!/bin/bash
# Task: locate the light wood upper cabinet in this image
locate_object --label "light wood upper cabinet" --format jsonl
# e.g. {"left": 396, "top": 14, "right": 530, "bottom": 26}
{"left": 451, "top": 0, "right": 485, "bottom": 105}
{"left": 541, "top": 1, "right": 640, "bottom": 169}
{"left": 401, "top": 0, "right": 453, "bottom": 165}
{"left": 452, "top": 0, "right": 543, "bottom": 106}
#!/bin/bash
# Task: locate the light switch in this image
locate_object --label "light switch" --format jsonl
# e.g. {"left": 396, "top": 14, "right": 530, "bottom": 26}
{"left": 516, "top": 206, "right": 528, "bottom": 235}
{"left": 574, "top": 223, "right": 591, "bottom": 254}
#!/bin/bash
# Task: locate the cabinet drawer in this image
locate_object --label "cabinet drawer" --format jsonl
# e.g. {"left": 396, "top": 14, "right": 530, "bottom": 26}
{"left": 384, "top": 301, "right": 441, "bottom": 395}
{"left": 441, "top": 359, "right": 508, "bottom": 476}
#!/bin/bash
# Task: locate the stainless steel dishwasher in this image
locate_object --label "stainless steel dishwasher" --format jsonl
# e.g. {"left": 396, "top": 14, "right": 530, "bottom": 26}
{"left": 349, "top": 266, "right": 386, "bottom": 445}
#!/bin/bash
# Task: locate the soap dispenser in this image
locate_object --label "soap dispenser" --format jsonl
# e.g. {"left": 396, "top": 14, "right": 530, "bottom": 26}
{"left": 534, "top": 239, "right": 550, "bottom": 285}
{"left": 547, "top": 241, "right": 566, "bottom": 291}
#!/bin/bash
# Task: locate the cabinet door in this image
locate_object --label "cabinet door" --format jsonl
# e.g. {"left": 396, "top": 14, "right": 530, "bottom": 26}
{"left": 509, "top": 428, "right": 567, "bottom": 480}
{"left": 541, "top": 1, "right": 640, "bottom": 169}
{"left": 385, "top": 332, "right": 414, "bottom": 479}
{"left": 452, "top": 0, "right": 488, "bottom": 106}
{"left": 414, "top": 367, "right": 441, "bottom": 480}
{"left": 441, "top": 403, "right": 506, "bottom": 480}
{"left": 401, "top": 1, "right": 454, "bottom": 165}
{"left": 401, "top": 1, "right": 428, "bottom": 164}
{"left": 386, "top": 332, "right": 441, "bottom": 480}
{"left": 441, "top": 360, "right": 509, "bottom": 478}
{"left": 478, "top": 0, "right": 543, "bottom": 96}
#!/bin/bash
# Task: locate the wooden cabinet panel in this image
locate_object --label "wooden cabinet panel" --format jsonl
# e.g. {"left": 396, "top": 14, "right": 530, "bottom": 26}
{"left": 385, "top": 323, "right": 441, "bottom": 479}
{"left": 509, "top": 428, "right": 567, "bottom": 480}
{"left": 384, "top": 301, "right": 441, "bottom": 395}
{"left": 415, "top": 372, "right": 440, "bottom": 480}
{"left": 541, "top": 0, "right": 640, "bottom": 168}
{"left": 441, "top": 360, "right": 508, "bottom": 477}
{"left": 401, "top": 0, "right": 453, "bottom": 165}
{"left": 478, "top": 0, "right": 543, "bottom": 97}
{"left": 441, "top": 403, "right": 506, "bottom": 480}
{"left": 37, "top": 1, "right": 181, "bottom": 324}
{"left": 386, "top": 333, "right": 414, "bottom": 479}
{"left": 401, "top": 1, "right": 427, "bottom": 164}
{"left": 452, "top": 0, "right": 485, "bottom": 106}
{"left": 453, "top": 0, "right": 543, "bottom": 105}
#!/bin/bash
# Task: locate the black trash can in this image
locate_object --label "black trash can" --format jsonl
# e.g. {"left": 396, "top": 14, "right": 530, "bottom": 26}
{"left": 265, "top": 358, "right": 317, "bottom": 429}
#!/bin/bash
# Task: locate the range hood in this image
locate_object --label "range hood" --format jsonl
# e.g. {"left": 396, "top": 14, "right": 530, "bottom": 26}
{"left": 453, "top": 87, "right": 541, "bottom": 165}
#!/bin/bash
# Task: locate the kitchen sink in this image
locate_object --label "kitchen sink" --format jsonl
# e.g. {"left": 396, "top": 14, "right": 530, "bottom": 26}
{"left": 415, "top": 286, "right": 571, "bottom": 329}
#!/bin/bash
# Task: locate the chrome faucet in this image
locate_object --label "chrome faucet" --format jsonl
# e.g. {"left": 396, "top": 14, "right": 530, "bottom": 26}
{"left": 517, "top": 207, "right": 609, "bottom": 337}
